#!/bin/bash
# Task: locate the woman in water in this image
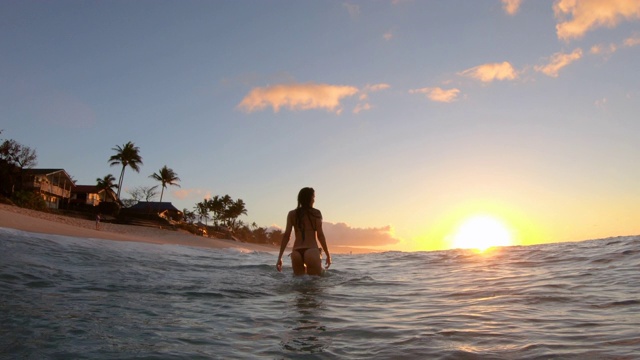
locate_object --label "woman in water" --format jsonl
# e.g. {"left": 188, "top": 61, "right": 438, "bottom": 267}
{"left": 276, "top": 187, "right": 331, "bottom": 275}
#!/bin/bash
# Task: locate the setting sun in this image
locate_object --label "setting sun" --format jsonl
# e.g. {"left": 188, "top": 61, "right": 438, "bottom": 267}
{"left": 451, "top": 215, "right": 513, "bottom": 251}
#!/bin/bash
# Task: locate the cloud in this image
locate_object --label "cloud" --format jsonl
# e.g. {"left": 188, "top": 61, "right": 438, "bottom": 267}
{"left": 590, "top": 34, "right": 639, "bottom": 57}
{"left": 554, "top": 0, "right": 640, "bottom": 41}
{"left": 383, "top": 31, "right": 393, "bottom": 41}
{"left": 623, "top": 34, "right": 640, "bottom": 47}
{"left": 173, "top": 188, "right": 212, "bottom": 201}
{"left": 353, "top": 103, "right": 372, "bottom": 114}
{"left": 502, "top": 0, "right": 522, "bottom": 15}
{"left": 238, "top": 83, "right": 359, "bottom": 113}
{"left": 322, "top": 222, "right": 401, "bottom": 247}
{"left": 459, "top": 61, "right": 518, "bottom": 82}
{"left": 363, "top": 83, "right": 391, "bottom": 92}
{"left": 590, "top": 43, "right": 618, "bottom": 55}
{"left": 409, "top": 87, "right": 460, "bottom": 103}
{"left": 353, "top": 83, "right": 390, "bottom": 113}
{"left": 343, "top": 3, "right": 360, "bottom": 18}
{"left": 534, "top": 48, "right": 583, "bottom": 77}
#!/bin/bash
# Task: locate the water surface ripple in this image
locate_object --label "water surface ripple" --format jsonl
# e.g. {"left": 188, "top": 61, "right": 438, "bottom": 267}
{"left": 1, "top": 228, "right": 639, "bottom": 359}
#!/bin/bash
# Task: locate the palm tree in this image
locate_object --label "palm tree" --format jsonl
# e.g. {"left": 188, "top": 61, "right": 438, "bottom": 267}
{"left": 108, "top": 141, "right": 143, "bottom": 200}
{"left": 96, "top": 174, "right": 118, "bottom": 202}
{"left": 195, "top": 201, "right": 210, "bottom": 225}
{"left": 149, "top": 165, "right": 180, "bottom": 202}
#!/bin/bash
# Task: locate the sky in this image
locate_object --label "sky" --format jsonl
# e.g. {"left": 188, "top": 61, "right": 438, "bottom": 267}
{"left": 2, "top": 0, "right": 640, "bottom": 252}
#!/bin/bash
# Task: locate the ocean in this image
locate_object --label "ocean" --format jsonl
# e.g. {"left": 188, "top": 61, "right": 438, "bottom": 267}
{"left": 1, "top": 227, "right": 639, "bottom": 359}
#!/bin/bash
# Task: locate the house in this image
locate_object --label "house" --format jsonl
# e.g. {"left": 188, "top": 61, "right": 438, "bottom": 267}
{"left": 22, "top": 168, "right": 75, "bottom": 209}
{"left": 70, "top": 185, "right": 119, "bottom": 207}
{"left": 127, "top": 201, "right": 183, "bottom": 221}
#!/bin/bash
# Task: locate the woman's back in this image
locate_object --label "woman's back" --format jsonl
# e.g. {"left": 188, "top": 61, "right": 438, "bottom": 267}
{"left": 291, "top": 208, "right": 322, "bottom": 249}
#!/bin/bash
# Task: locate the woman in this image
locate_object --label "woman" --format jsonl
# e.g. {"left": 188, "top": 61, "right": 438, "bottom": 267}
{"left": 276, "top": 187, "right": 331, "bottom": 276}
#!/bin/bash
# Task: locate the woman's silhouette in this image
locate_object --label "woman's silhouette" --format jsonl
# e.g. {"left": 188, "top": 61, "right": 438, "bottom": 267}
{"left": 276, "top": 187, "right": 331, "bottom": 275}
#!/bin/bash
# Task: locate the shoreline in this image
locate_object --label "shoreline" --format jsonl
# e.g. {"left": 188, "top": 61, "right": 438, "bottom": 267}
{"left": 0, "top": 204, "right": 378, "bottom": 254}
{"left": 0, "top": 203, "right": 278, "bottom": 252}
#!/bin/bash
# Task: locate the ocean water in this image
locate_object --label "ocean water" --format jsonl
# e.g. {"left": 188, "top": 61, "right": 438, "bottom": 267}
{"left": 1, "top": 228, "right": 639, "bottom": 359}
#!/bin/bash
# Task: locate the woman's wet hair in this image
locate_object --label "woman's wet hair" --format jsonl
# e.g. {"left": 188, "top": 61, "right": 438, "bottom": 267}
{"left": 297, "top": 187, "right": 315, "bottom": 209}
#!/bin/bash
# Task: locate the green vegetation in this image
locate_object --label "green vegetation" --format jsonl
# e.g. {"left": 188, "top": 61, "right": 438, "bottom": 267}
{"left": 0, "top": 130, "right": 40, "bottom": 206}
{"left": 96, "top": 174, "right": 118, "bottom": 195}
{"left": 108, "top": 141, "right": 143, "bottom": 200}
{"left": 11, "top": 190, "right": 47, "bottom": 211}
{"left": 0, "top": 130, "right": 280, "bottom": 245}
{"left": 149, "top": 165, "right": 180, "bottom": 202}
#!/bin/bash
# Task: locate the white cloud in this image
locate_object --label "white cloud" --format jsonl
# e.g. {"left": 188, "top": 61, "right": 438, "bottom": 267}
{"left": 590, "top": 34, "right": 639, "bottom": 58}
{"left": 554, "top": 0, "right": 640, "bottom": 41}
{"left": 353, "top": 83, "right": 390, "bottom": 113}
{"left": 322, "top": 222, "right": 401, "bottom": 247}
{"left": 459, "top": 61, "right": 518, "bottom": 82}
{"left": 590, "top": 43, "right": 618, "bottom": 55}
{"left": 353, "top": 103, "right": 372, "bottom": 114}
{"left": 363, "top": 83, "right": 391, "bottom": 93}
{"left": 623, "top": 34, "right": 640, "bottom": 47}
{"left": 343, "top": 3, "right": 360, "bottom": 18}
{"left": 173, "top": 188, "right": 212, "bottom": 201}
{"left": 409, "top": 87, "right": 460, "bottom": 103}
{"left": 238, "top": 82, "right": 359, "bottom": 114}
{"left": 534, "top": 48, "right": 583, "bottom": 77}
{"left": 502, "top": 0, "right": 522, "bottom": 15}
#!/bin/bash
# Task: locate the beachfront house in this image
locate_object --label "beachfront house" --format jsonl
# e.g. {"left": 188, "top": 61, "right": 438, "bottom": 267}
{"left": 127, "top": 201, "right": 183, "bottom": 222}
{"left": 70, "top": 185, "right": 119, "bottom": 208}
{"left": 22, "top": 168, "right": 75, "bottom": 209}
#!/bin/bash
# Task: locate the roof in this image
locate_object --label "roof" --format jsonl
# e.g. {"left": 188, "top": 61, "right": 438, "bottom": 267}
{"left": 25, "top": 168, "right": 75, "bottom": 184}
{"left": 128, "top": 201, "right": 180, "bottom": 212}
{"left": 72, "top": 185, "right": 100, "bottom": 193}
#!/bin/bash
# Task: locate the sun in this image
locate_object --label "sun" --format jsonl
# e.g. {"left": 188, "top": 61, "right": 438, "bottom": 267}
{"left": 451, "top": 215, "right": 513, "bottom": 252}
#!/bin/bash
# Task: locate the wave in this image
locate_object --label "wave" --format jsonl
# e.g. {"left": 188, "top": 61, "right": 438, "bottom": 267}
{"left": 2, "top": 228, "right": 640, "bottom": 359}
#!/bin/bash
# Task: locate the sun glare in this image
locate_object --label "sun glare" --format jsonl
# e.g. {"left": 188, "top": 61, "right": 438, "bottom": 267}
{"left": 451, "top": 215, "right": 512, "bottom": 252}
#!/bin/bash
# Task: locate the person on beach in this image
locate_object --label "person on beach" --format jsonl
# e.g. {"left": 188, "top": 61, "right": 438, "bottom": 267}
{"left": 95, "top": 213, "right": 101, "bottom": 230}
{"left": 276, "top": 187, "right": 331, "bottom": 276}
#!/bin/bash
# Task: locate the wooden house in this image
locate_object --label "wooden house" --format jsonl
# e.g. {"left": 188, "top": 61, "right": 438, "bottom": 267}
{"left": 22, "top": 168, "right": 75, "bottom": 209}
{"left": 70, "top": 185, "right": 119, "bottom": 208}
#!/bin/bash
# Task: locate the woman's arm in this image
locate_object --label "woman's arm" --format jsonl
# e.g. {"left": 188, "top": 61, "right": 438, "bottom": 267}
{"left": 276, "top": 211, "right": 294, "bottom": 272}
{"left": 315, "top": 212, "right": 331, "bottom": 269}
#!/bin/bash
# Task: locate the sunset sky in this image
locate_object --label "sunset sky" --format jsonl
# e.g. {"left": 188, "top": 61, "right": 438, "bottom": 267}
{"left": 2, "top": 0, "right": 640, "bottom": 251}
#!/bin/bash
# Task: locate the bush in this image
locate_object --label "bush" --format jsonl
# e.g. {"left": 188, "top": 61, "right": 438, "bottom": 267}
{"left": 97, "top": 201, "right": 120, "bottom": 217}
{"left": 0, "top": 194, "right": 14, "bottom": 205}
{"left": 12, "top": 191, "right": 47, "bottom": 211}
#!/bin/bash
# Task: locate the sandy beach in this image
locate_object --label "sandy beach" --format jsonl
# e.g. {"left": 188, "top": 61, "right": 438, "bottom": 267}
{"left": 0, "top": 204, "right": 278, "bottom": 252}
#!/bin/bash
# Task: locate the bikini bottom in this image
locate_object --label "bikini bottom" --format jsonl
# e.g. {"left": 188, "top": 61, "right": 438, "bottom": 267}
{"left": 294, "top": 247, "right": 319, "bottom": 258}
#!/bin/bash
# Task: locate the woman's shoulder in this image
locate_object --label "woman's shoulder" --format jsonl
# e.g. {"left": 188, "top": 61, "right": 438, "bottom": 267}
{"left": 309, "top": 208, "right": 322, "bottom": 218}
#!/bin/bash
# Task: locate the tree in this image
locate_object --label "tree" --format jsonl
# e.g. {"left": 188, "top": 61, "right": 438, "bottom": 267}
{"left": 225, "top": 198, "right": 247, "bottom": 229}
{"left": 269, "top": 229, "right": 284, "bottom": 245}
{"left": 1, "top": 139, "right": 38, "bottom": 170}
{"left": 253, "top": 226, "right": 269, "bottom": 244}
{"left": 195, "top": 200, "right": 210, "bottom": 225}
{"left": 149, "top": 165, "right": 180, "bottom": 202}
{"left": 128, "top": 185, "right": 159, "bottom": 202}
{"left": 182, "top": 208, "right": 196, "bottom": 224}
{"left": 205, "top": 195, "right": 247, "bottom": 229}
{"left": 0, "top": 138, "right": 38, "bottom": 195}
{"left": 5, "top": 140, "right": 37, "bottom": 170}
{"left": 108, "top": 141, "right": 143, "bottom": 200}
{"left": 96, "top": 174, "right": 118, "bottom": 202}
